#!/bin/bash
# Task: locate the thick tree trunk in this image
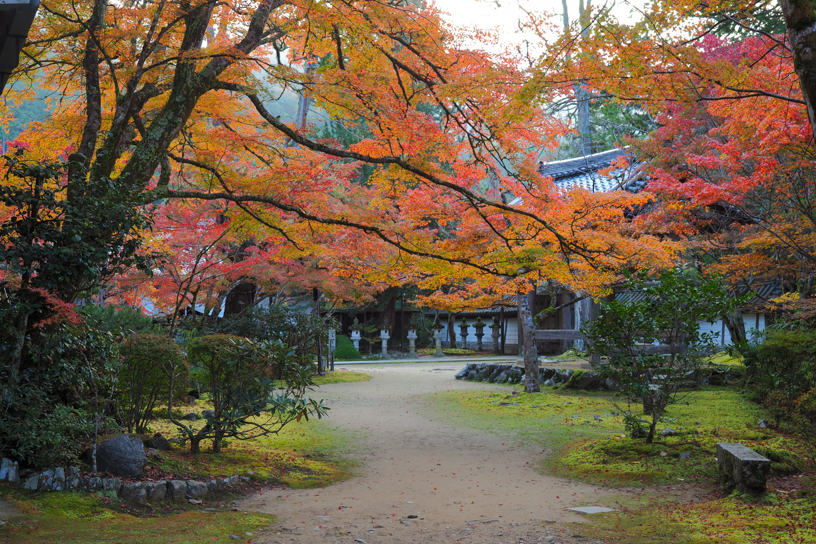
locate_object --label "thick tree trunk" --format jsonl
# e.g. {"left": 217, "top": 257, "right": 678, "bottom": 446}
{"left": 780, "top": 0, "right": 816, "bottom": 141}
{"left": 724, "top": 309, "right": 747, "bottom": 344}
{"left": 517, "top": 291, "right": 540, "bottom": 393}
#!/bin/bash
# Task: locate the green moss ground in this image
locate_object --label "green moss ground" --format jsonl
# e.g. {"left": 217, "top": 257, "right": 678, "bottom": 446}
{"left": 312, "top": 370, "right": 371, "bottom": 385}
{"left": 0, "top": 372, "right": 371, "bottom": 543}
{"left": 430, "top": 384, "right": 815, "bottom": 544}
{"left": 0, "top": 487, "right": 273, "bottom": 544}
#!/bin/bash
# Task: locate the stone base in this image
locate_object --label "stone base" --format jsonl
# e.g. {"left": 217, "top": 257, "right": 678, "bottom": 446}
{"left": 717, "top": 443, "right": 770, "bottom": 494}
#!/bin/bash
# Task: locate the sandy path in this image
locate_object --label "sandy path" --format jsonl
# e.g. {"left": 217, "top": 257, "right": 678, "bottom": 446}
{"left": 245, "top": 362, "right": 612, "bottom": 544}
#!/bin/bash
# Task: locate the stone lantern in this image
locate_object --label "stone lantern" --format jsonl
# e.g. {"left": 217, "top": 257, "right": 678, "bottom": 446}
{"left": 350, "top": 317, "right": 362, "bottom": 351}
{"left": 380, "top": 323, "right": 390, "bottom": 357}
{"left": 474, "top": 317, "right": 485, "bottom": 351}
{"left": 407, "top": 329, "right": 418, "bottom": 355}
{"left": 432, "top": 317, "right": 445, "bottom": 357}
{"left": 490, "top": 316, "right": 501, "bottom": 354}
{"left": 458, "top": 318, "right": 469, "bottom": 350}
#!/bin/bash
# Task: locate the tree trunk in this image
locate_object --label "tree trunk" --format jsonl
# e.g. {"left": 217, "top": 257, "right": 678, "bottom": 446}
{"left": 780, "top": 0, "right": 816, "bottom": 142}
{"left": 517, "top": 291, "right": 540, "bottom": 393}
{"left": 724, "top": 309, "right": 747, "bottom": 344}
{"left": 447, "top": 312, "right": 456, "bottom": 349}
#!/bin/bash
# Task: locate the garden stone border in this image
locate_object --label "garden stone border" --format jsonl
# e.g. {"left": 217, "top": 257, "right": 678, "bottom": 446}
{"left": 454, "top": 363, "right": 737, "bottom": 391}
{"left": 0, "top": 457, "right": 248, "bottom": 502}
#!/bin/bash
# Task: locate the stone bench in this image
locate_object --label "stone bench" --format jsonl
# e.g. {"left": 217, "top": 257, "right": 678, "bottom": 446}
{"left": 716, "top": 443, "right": 771, "bottom": 494}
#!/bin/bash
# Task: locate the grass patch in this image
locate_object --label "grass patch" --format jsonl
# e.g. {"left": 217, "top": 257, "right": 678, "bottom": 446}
{"left": 545, "top": 349, "right": 590, "bottom": 361}
{"left": 430, "top": 386, "right": 806, "bottom": 486}
{"left": 313, "top": 370, "right": 371, "bottom": 385}
{"left": 571, "top": 488, "right": 816, "bottom": 544}
{"left": 146, "top": 413, "right": 354, "bottom": 489}
{"left": 706, "top": 352, "right": 743, "bottom": 366}
{"left": 138, "top": 377, "right": 366, "bottom": 489}
{"left": 416, "top": 348, "right": 496, "bottom": 356}
{"left": 0, "top": 486, "right": 274, "bottom": 544}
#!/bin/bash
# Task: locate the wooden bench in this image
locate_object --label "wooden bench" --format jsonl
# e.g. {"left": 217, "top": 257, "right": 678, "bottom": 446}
{"left": 716, "top": 443, "right": 771, "bottom": 493}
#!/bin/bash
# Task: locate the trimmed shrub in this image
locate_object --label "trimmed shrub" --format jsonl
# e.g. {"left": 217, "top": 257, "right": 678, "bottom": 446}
{"left": 118, "top": 334, "right": 187, "bottom": 434}
{"left": 334, "top": 334, "right": 362, "bottom": 360}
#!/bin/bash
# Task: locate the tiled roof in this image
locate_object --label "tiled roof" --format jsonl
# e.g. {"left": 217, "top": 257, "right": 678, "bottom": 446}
{"left": 614, "top": 281, "right": 783, "bottom": 309}
{"left": 538, "top": 148, "right": 647, "bottom": 193}
{"left": 0, "top": 1, "right": 39, "bottom": 95}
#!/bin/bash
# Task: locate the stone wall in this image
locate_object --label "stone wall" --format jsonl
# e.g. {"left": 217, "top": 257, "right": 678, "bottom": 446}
{"left": 0, "top": 457, "right": 247, "bottom": 501}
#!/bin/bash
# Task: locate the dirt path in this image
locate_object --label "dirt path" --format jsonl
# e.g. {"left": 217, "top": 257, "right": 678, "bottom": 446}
{"left": 246, "top": 362, "right": 613, "bottom": 544}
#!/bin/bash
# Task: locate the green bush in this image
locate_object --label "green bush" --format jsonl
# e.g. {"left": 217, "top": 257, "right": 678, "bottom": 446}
{"left": 0, "top": 323, "right": 119, "bottom": 468}
{"left": 80, "top": 304, "right": 157, "bottom": 335}
{"left": 794, "top": 388, "right": 816, "bottom": 459}
{"left": 753, "top": 447, "right": 806, "bottom": 475}
{"left": 190, "top": 304, "right": 327, "bottom": 363}
{"left": 739, "top": 328, "right": 816, "bottom": 403}
{"left": 582, "top": 269, "right": 738, "bottom": 443}
{"left": 334, "top": 334, "right": 362, "bottom": 360}
{"left": 118, "top": 334, "right": 187, "bottom": 434}
{"left": 170, "top": 335, "right": 328, "bottom": 453}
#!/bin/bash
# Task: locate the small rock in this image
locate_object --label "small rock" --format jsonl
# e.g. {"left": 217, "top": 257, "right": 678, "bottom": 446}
{"left": 0, "top": 458, "right": 12, "bottom": 481}
{"left": 119, "top": 482, "right": 146, "bottom": 500}
{"left": 147, "top": 433, "right": 172, "bottom": 451}
{"left": 66, "top": 467, "right": 81, "bottom": 490}
{"left": 678, "top": 452, "right": 691, "bottom": 460}
{"left": 39, "top": 470, "right": 54, "bottom": 491}
{"left": 52, "top": 468, "right": 65, "bottom": 491}
{"left": 407, "top": 514, "right": 418, "bottom": 519}
{"left": 229, "top": 535, "right": 240, "bottom": 540}
{"left": 183, "top": 413, "right": 198, "bottom": 421}
{"left": 22, "top": 473, "right": 38, "bottom": 491}
{"left": 186, "top": 480, "right": 208, "bottom": 498}
{"left": 188, "top": 498, "right": 203, "bottom": 505}
{"left": 354, "top": 540, "right": 367, "bottom": 544}
{"left": 400, "top": 520, "right": 411, "bottom": 525}
{"left": 545, "top": 538, "right": 554, "bottom": 542}
{"left": 146, "top": 481, "right": 167, "bottom": 501}
{"left": 660, "top": 428, "right": 677, "bottom": 437}
{"left": 594, "top": 415, "right": 602, "bottom": 421}
{"left": 758, "top": 419, "right": 768, "bottom": 429}
{"left": 202, "top": 410, "right": 216, "bottom": 419}
{"left": 102, "top": 478, "right": 122, "bottom": 496}
{"left": 83, "top": 476, "right": 103, "bottom": 491}
{"left": 498, "top": 402, "right": 520, "bottom": 406}
{"left": 167, "top": 480, "right": 188, "bottom": 501}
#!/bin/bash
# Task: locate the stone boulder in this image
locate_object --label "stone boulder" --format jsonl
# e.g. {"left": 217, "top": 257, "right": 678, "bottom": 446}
{"left": 93, "top": 434, "right": 147, "bottom": 478}
{"left": 145, "top": 433, "right": 172, "bottom": 451}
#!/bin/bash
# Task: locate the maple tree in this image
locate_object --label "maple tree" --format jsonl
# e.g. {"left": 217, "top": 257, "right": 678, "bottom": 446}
{"left": 523, "top": 1, "right": 816, "bottom": 330}
{"left": 1, "top": 0, "right": 683, "bottom": 394}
